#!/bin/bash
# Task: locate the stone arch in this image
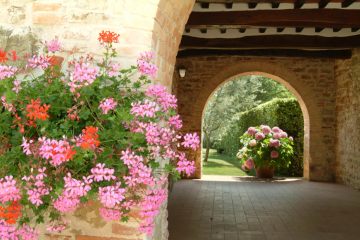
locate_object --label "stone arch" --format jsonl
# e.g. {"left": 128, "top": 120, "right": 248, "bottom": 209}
{"left": 151, "top": 0, "right": 195, "bottom": 88}
{"left": 174, "top": 57, "right": 336, "bottom": 182}
{"left": 202, "top": 70, "right": 310, "bottom": 179}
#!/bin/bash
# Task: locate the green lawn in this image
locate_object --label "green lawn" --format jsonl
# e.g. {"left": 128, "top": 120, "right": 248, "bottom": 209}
{"left": 202, "top": 149, "right": 247, "bottom": 176}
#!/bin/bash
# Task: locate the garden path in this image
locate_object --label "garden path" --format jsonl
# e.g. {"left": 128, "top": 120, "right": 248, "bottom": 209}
{"left": 168, "top": 177, "right": 360, "bottom": 240}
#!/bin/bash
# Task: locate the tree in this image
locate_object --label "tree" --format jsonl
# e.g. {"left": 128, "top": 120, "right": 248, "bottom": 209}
{"left": 202, "top": 76, "right": 262, "bottom": 161}
{"left": 202, "top": 75, "right": 295, "bottom": 162}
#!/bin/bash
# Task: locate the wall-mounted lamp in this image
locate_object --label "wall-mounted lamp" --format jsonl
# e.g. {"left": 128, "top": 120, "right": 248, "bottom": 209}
{"left": 179, "top": 67, "right": 186, "bottom": 78}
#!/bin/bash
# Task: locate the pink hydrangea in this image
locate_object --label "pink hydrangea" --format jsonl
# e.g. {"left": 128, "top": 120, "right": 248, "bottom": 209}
{"left": 255, "top": 132, "right": 265, "bottom": 140}
{"left": 27, "top": 55, "right": 50, "bottom": 69}
{"left": 0, "top": 176, "right": 21, "bottom": 203}
{"left": 181, "top": 133, "right": 200, "bottom": 150}
{"left": 248, "top": 139, "right": 257, "bottom": 147}
{"left": 98, "top": 184, "right": 125, "bottom": 208}
{"left": 131, "top": 100, "right": 159, "bottom": 118}
{"left": 269, "top": 139, "right": 281, "bottom": 148}
{"left": 247, "top": 127, "right": 257, "bottom": 136}
{"left": 99, "top": 98, "right": 117, "bottom": 114}
{"left": 271, "top": 150, "right": 279, "bottom": 159}
{"left": 272, "top": 126, "right": 281, "bottom": 133}
{"left": 68, "top": 62, "right": 99, "bottom": 92}
{"left": 261, "top": 125, "right": 271, "bottom": 135}
{"left": 176, "top": 153, "right": 196, "bottom": 176}
{"left": 244, "top": 158, "right": 254, "bottom": 170}
{"left": 0, "top": 65, "right": 17, "bottom": 80}
{"left": 168, "top": 115, "right": 182, "bottom": 130}
{"left": 280, "top": 132, "right": 288, "bottom": 138}
{"left": 99, "top": 207, "right": 122, "bottom": 221}
{"left": 46, "top": 38, "right": 61, "bottom": 53}
{"left": 273, "top": 133, "right": 281, "bottom": 139}
{"left": 137, "top": 51, "right": 157, "bottom": 78}
{"left": 90, "top": 163, "right": 116, "bottom": 182}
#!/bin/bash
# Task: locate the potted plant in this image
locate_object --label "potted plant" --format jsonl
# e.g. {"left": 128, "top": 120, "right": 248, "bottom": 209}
{"left": 0, "top": 30, "right": 199, "bottom": 238}
{"left": 237, "top": 125, "right": 294, "bottom": 178}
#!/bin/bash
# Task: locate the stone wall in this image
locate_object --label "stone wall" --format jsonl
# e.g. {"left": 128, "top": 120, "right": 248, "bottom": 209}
{"left": 173, "top": 56, "right": 337, "bottom": 182}
{"left": 335, "top": 49, "right": 360, "bottom": 190}
{"left": 0, "top": 0, "right": 194, "bottom": 89}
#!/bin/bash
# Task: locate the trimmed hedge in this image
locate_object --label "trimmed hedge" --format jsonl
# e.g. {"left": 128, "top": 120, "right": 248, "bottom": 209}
{"left": 216, "top": 98, "right": 304, "bottom": 176}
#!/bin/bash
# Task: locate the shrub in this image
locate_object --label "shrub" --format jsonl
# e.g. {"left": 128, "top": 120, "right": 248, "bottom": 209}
{"left": 217, "top": 98, "right": 304, "bottom": 176}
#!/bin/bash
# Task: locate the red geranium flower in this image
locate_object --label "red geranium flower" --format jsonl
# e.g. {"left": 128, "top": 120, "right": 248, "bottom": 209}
{"left": 0, "top": 201, "right": 22, "bottom": 224}
{"left": 26, "top": 98, "right": 50, "bottom": 121}
{"left": 98, "top": 31, "right": 120, "bottom": 44}
{"left": 10, "top": 50, "right": 17, "bottom": 61}
{"left": 78, "top": 126, "right": 100, "bottom": 150}
{"left": 0, "top": 49, "right": 8, "bottom": 63}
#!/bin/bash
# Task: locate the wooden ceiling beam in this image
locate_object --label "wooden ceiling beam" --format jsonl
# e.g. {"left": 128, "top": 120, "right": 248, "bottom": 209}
{"left": 248, "top": 2, "right": 258, "bottom": 8}
{"left": 342, "top": 0, "right": 356, "bottom": 8}
{"left": 318, "top": 0, "right": 331, "bottom": 8}
{"left": 196, "top": 0, "right": 342, "bottom": 3}
{"left": 177, "top": 49, "right": 352, "bottom": 59}
{"left": 294, "top": 0, "right": 305, "bottom": 9}
{"left": 180, "top": 35, "right": 360, "bottom": 50}
{"left": 186, "top": 9, "right": 360, "bottom": 28}
{"left": 271, "top": 2, "right": 280, "bottom": 8}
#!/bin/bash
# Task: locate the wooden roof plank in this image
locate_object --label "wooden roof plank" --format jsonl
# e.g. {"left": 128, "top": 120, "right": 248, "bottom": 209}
{"left": 187, "top": 9, "right": 360, "bottom": 28}
{"left": 180, "top": 35, "right": 360, "bottom": 49}
{"left": 177, "top": 49, "right": 352, "bottom": 59}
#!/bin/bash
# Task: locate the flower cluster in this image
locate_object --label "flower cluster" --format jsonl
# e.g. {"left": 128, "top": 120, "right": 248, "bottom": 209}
{"left": 26, "top": 99, "right": 50, "bottom": 121}
{"left": 75, "top": 126, "right": 100, "bottom": 150}
{"left": 27, "top": 55, "right": 51, "bottom": 69}
{"left": 68, "top": 62, "right": 99, "bottom": 92}
{"left": 38, "top": 138, "right": 76, "bottom": 166}
{"left": 137, "top": 51, "right": 158, "bottom": 78}
{"left": 0, "top": 65, "right": 17, "bottom": 80}
{"left": 99, "top": 98, "right": 117, "bottom": 114}
{"left": 0, "top": 31, "right": 199, "bottom": 238}
{"left": 238, "top": 125, "right": 294, "bottom": 172}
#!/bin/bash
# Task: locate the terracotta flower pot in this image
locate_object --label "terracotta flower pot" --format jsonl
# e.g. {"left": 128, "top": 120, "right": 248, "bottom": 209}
{"left": 255, "top": 166, "right": 275, "bottom": 178}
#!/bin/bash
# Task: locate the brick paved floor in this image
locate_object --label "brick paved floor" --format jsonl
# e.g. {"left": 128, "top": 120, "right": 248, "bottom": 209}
{"left": 168, "top": 176, "right": 360, "bottom": 240}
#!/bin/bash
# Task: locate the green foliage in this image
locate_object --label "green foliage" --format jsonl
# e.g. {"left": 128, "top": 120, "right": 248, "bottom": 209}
{"left": 216, "top": 98, "right": 304, "bottom": 176}
{"left": 203, "top": 75, "right": 294, "bottom": 147}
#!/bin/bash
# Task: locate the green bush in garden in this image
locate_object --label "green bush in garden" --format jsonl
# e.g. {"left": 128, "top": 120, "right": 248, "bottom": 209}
{"left": 216, "top": 98, "right": 304, "bottom": 176}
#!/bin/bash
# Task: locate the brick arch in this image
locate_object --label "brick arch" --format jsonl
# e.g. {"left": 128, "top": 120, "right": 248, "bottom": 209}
{"left": 174, "top": 56, "right": 336, "bottom": 182}
{"left": 202, "top": 69, "right": 311, "bottom": 179}
{"left": 151, "top": 0, "right": 195, "bottom": 88}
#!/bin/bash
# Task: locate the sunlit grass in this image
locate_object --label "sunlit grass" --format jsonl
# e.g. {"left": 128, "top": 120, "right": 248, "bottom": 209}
{"left": 202, "top": 149, "right": 247, "bottom": 176}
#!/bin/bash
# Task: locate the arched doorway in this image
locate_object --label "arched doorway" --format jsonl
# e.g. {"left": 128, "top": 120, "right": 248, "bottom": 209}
{"left": 173, "top": 58, "right": 336, "bottom": 182}
{"left": 201, "top": 74, "right": 306, "bottom": 178}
